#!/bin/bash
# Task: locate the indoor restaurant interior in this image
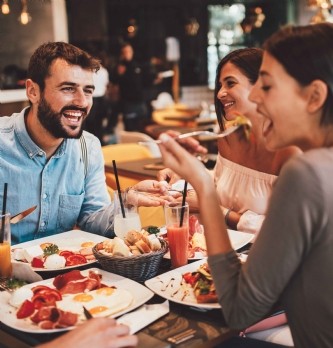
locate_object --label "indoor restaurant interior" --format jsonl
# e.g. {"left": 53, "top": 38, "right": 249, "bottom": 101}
{"left": 1, "top": 1, "right": 333, "bottom": 348}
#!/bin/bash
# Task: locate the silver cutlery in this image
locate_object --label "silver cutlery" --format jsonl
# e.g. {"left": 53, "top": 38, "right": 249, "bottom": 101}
{"left": 167, "top": 328, "right": 197, "bottom": 344}
{"left": 139, "top": 125, "right": 241, "bottom": 145}
{"left": 83, "top": 306, "right": 93, "bottom": 320}
{"left": 10, "top": 205, "right": 37, "bottom": 224}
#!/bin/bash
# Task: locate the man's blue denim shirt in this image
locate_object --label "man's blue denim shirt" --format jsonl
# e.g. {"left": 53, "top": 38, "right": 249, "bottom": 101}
{"left": 0, "top": 108, "right": 115, "bottom": 244}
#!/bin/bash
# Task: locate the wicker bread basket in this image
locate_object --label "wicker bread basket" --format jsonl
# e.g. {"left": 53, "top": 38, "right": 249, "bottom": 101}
{"left": 92, "top": 239, "right": 168, "bottom": 283}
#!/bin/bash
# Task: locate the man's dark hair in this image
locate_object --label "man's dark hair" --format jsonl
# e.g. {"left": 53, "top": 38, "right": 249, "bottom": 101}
{"left": 27, "top": 41, "right": 100, "bottom": 92}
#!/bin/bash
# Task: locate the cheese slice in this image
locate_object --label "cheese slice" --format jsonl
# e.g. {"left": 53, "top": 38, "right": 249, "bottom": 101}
{"left": 22, "top": 245, "right": 44, "bottom": 263}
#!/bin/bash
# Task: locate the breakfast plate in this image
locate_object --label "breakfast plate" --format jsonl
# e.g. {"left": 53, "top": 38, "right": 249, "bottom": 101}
{"left": 11, "top": 230, "right": 111, "bottom": 272}
{"left": 0, "top": 267, "right": 154, "bottom": 333}
{"left": 163, "top": 229, "right": 254, "bottom": 260}
{"left": 145, "top": 259, "right": 220, "bottom": 309}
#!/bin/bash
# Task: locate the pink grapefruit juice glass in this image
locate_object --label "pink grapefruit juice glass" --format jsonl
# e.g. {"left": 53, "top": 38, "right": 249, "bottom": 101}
{"left": 165, "top": 202, "right": 189, "bottom": 268}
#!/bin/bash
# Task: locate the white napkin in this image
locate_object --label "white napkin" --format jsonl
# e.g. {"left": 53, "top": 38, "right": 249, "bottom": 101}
{"left": 11, "top": 261, "right": 43, "bottom": 282}
{"left": 117, "top": 300, "right": 169, "bottom": 334}
{"left": 171, "top": 180, "right": 193, "bottom": 192}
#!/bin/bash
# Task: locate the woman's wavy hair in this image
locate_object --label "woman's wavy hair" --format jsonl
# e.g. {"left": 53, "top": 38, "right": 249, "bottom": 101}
{"left": 263, "top": 23, "right": 333, "bottom": 126}
{"left": 214, "top": 48, "right": 263, "bottom": 131}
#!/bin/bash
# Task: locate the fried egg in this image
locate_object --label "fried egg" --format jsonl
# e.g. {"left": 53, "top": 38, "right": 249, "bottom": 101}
{"left": 56, "top": 287, "right": 133, "bottom": 318}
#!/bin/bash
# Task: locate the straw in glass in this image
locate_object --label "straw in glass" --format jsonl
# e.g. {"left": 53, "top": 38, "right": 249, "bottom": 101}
{"left": 112, "top": 160, "right": 126, "bottom": 218}
{"left": 1, "top": 182, "right": 8, "bottom": 243}
{"left": 179, "top": 181, "right": 188, "bottom": 227}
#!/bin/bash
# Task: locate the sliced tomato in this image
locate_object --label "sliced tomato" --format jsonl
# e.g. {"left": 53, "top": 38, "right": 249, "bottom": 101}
{"left": 32, "top": 289, "right": 62, "bottom": 309}
{"left": 59, "top": 250, "right": 75, "bottom": 259}
{"left": 65, "top": 254, "right": 87, "bottom": 267}
{"left": 16, "top": 299, "right": 35, "bottom": 319}
{"left": 31, "top": 257, "right": 44, "bottom": 268}
{"left": 183, "top": 272, "right": 200, "bottom": 286}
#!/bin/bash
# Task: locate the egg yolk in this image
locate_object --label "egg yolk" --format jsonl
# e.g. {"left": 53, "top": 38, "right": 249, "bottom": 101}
{"left": 89, "top": 306, "right": 109, "bottom": 315}
{"left": 73, "top": 293, "right": 94, "bottom": 302}
{"left": 96, "top": 287, "right": 115, "bottom": 296}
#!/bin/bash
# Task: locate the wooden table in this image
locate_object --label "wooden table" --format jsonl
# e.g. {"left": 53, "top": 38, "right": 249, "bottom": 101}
{"left": 152, "top": 105, "right": 201, "bottom": 127}
{"left": 105, "top": 158, "right": 164, "bottom": 182}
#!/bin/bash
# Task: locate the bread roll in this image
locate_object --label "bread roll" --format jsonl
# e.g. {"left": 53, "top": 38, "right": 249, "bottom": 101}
{"left": 113, "top": 237, "right": 131, "bottom": 257}
{"left": 135, "top": 240, "right": 151, "bottom": 254}
{"left": 125, "top": 230, "right": 142, "bottom": 245}
{"left": 103, "top": 239, "right": 114, "bottom": 253}
{"left": 129, "top": 245, "right": 141, "bottom": 256}
{"left": 147, "top": 234, "right": 162, "bottom": 251}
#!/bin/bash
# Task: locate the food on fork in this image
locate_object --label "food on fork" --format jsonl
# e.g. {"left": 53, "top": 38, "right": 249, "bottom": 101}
{"left": 225, "top": 114, "right": 252, "bottom": 140}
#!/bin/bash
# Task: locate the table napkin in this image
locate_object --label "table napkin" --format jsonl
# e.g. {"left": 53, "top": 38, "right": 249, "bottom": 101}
{"left": 171, "top": 180, "right": 193, "bottom": 192}
{"left": 117, "top": 300, "right": 169, "bottom": 334}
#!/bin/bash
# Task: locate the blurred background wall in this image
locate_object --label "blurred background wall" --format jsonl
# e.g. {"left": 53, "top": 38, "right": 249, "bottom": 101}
{"left": 0, "top": 0, "right": 327, "bottom": 116}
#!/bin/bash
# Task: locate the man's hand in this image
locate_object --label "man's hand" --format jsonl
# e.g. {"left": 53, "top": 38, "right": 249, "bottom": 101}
{"left": 157, "top": 168, "right": 180, "bottom": 184}
{"left": 132, "top": 180, "right": 175, "bottom": 207}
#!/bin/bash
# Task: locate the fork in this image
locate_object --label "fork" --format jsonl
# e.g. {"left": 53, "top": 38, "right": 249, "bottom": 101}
{"left": 138, "top": 125, "right": 240, "bottom": 145}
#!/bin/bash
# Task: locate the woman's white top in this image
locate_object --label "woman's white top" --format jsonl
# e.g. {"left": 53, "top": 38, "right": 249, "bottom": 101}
{"left": 213, "top": 155, "right": 277, "bottom": 234}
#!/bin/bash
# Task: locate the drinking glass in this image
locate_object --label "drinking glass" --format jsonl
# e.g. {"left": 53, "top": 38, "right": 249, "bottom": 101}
{"left": 0, "top": 213, "right": 12, "bottom": 278}
{"left": 113, "top": 189, "right": 142, "bottom": 239}
{"left": 164, "top": 202, "right": 189, "bottom": 269}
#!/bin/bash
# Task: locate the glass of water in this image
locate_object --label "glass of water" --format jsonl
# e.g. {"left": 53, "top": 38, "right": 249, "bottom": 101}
{"left": 113, "top": 188, "right": 142, "bottom": 239}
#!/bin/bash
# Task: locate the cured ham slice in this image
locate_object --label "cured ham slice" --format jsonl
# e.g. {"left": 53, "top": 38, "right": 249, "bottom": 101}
{"left": 53, "top": 270, "right": 102, "bottom": 294}
{"left": 31, "top": 306, "right": 78, "bottom": 328}
{"left": 53, "top": 270, "right": 85, "bottom": 290}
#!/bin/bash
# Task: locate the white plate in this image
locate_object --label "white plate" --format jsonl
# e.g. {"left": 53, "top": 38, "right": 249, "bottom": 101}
{"left": 11, "top": 230, "right": 110, "bottom": 272}
{"left": 0, "top": 267, "right": 154, "bottom": 333}
{"left": 163, "top": 229, "right": 254, "bottom": 260}
{"left": 145, "top": 259, "right": 219, "bottom": 309}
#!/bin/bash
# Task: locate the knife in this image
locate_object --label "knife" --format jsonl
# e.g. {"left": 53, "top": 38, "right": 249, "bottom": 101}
{"left": 83, "top": 306, "right": 93, "bottom": 320}
{"left": 10, "top": 205, "right": 37, "bottom": 224}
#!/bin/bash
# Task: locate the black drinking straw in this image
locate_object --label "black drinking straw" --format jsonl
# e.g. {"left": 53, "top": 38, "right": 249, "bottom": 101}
{"left": 1, "top": 183, "right": 8, "bottom": 243}
{"left": 179, "top": 181, "right": 188, "bottom": 227}
{"left": 112, "top": 160, "right": 126, "bottom": 218}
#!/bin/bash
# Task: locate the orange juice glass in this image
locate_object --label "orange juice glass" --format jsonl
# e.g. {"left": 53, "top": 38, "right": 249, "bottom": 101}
{"left": 0, "top": 213, "right": 12, "bottom": 278}
{"left": 165, "top": 202, "right": 189, "bottom": 268}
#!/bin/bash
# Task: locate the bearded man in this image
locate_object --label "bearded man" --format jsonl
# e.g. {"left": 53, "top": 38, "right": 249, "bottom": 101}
{"left": 0, "top": 42, "right": 170, "bottom": 244}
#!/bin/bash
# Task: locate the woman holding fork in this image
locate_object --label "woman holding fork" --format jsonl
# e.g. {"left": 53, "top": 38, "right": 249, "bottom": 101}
{"left": 158, "top": 23, "right": 333, "bottom": 348}
{"left": 159, "top": 48, "right": 300, "bottom": 235}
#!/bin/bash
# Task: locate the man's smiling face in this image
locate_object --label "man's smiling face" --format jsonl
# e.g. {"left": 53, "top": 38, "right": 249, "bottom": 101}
{"left": 37, "top": 58, "right": 95, "bottom": 139}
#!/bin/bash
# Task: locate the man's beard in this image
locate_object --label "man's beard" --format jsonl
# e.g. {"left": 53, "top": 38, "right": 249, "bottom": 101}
{"left": 37, "top": 95, "right": 87, "bottom": 139}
